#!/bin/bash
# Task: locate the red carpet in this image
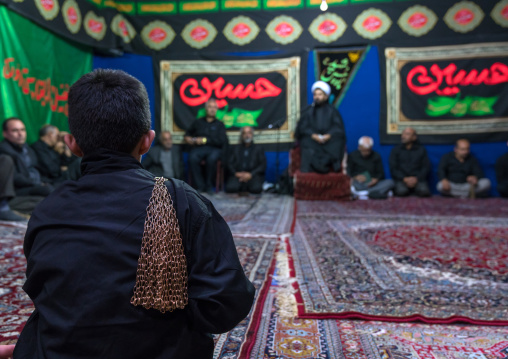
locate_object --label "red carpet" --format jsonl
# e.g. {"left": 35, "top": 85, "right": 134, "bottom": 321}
{"left": 290, "top": 197, "right": 508, "bottom": 325}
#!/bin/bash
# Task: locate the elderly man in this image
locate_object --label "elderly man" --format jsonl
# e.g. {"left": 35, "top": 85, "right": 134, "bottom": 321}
{"left": 225, "top": 126, "right": 266, "bottom": 195}
{"left": 142, "top": 131, "right": 184, "bottom": 180}
{"left": 348, "top": 136, "right": 394, "bottom": 199}
{"left": 295, "top": 81, "right": 346, "bottom": 173}
{"left": 184, "top": 98, "right": 228, "bottom": 193}
{"left": 437, "top": 139, "right": 490, "bottom": 198}
{"left": 0, "top": 118, "right": 53, "bottom": 197}
{"left": 389, "top": 127, "right": 431, "bottom": 197}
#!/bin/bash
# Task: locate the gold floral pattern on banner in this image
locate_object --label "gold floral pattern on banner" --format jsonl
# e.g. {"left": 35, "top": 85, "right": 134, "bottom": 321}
{"left": 181, "top": 19, "right": 217, "bottom": 49}
{"left": 353, "top": 8, "right": 391, "bottom": 40}
{"left": 444, "top": 1, "right": 484, "bottom": 33}
{"left": 141, "top": 21, "right": 176, "bottom": 50}
{"left": 309, "top": 13, "right": 347, "bottom": 43}
{"left": 491, "top": 0, "right": 508, "bottom": 28}
{"left": 398, "top": 5, "right": 437, "bottom": 37}
{"left": 223, "top": 16, "right": 260, "bottom": 46}
{"left": 35, "top": 0, "right": 59, "bottom": 20}
{"left": 62, "top": 0, "right": 81, "bottom": 34}
{"left": 266, "top": 15, "right": 302, "bottom": 45}
{"left": 111, "top": 14, "right": 136, "bottom": 43}
{"left": 84, "top": 11, "right": 107, "bottom": 41}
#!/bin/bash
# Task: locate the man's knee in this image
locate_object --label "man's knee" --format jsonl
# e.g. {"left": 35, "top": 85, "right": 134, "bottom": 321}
{"left": 415, "top": 182, "right": 430, "bottom": 197}
{"left": 394, "top": 181, "right": 409, "bottom": 196}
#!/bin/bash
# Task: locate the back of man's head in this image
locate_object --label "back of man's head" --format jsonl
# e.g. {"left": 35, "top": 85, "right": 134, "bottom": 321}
{"left": 68, "top": 69, "right": 151, "bottom": 155}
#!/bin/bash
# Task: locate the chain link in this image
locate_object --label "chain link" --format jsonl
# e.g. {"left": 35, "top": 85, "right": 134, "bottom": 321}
{"left": 131, "top": 177, "right": 188, "bottom": 313}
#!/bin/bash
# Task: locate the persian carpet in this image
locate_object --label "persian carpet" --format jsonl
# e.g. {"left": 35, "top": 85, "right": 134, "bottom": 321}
{"left": 213, "top": 236, "right": 278, "bottom": 359}
{"left": 209, "top": 193, "right": 294, "bottom": 236}
{"left": 0, "top": 221, "right": 32, "bottom": 345}
{"left": 249, "top": 238, "right": 508, "bottom": 359}
{"left": 290, "top": 198, "right": 508, "bottom": 325}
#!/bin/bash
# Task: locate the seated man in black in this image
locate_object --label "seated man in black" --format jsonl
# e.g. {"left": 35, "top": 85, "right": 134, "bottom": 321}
{"left": 437, "top": 139, "right": 491, "bottom": 198}
{"left": 0, "top": 117, "right": 53, "bottom": 197}
{"left": 14, "top": 69, "right": 254, "bottom": 359}
{"left": 389, "top": 127, "right": 431, "bottom": 197}
{"left": 295, "top": 81, "right": 346, "bottom": 173}
{"left": 184, "top": 98, "right": 228, "bottom": 193}
{"left": 348, "top": 136, "right": 394, "bottom": 199}
{"left": 496, "top": 142, "right": 508, "bottom": 197}
{"left": 31, "top": 124, "right": 73, "bottom": 186}
{"left": 142, "top": 131, "right": 184, "bottom": 180}
{"left": 225, "top": 126, "right": 266, "bottom": 195}
{"left": 0, "top": 155, "right": 28, "bottom": 221}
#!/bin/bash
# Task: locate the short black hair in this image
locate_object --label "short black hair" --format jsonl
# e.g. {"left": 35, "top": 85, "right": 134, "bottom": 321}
{"left": 67, "top": 69, "right": 151, "bottom": 154}
{"left": 39, "top": 125, "right": 58, "bottom": 138}
{"left": 2, "top": 117, "right": 21, "bottom": 132}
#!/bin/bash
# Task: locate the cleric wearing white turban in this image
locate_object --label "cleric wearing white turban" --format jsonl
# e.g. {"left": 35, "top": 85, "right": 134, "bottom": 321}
{"left": 311, "top": 80, "right": 331, "bottom": 97}
{"left": 294, "top": 80, "right": 346, "bottom": 173}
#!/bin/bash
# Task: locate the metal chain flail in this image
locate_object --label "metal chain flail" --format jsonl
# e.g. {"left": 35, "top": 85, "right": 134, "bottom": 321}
{"left": 130, "top": 177, "right": 188, "bottom": 313}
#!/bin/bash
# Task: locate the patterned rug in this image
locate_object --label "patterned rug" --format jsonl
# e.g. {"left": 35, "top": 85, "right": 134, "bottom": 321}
{"left": 291, "top": 198, "right": 508, "bottom": 325}
{"left": 0, "top": 223, "right": 280, "bottom": 357}
{"left": 209, "top": 193, "right": 294, "bottom": 237}
{"left": 213, "top": 236, "right": 278, "bottom": 358}
{"left": 0, "top": 221, "right": 32, "bottom": 345}
{"left": 250, "top": 239, "right": 508, "bottom": 359}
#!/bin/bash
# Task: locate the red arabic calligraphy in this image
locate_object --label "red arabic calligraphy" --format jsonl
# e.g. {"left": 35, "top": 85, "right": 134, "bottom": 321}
{"left": 406, "top": 62, "right": 508, "bottom": 96}
{"left": 180, "top": 76, "right": 282, "bottom": 107}
{"left": 3, "top": 57, "right": 69, "bottom": 116}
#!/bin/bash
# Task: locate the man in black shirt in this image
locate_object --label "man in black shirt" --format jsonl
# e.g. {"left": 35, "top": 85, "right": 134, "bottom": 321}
{"left": 31, "top": 125, "right": 73, "bottom": 186}
{"left": 14, "top": 69, "right": 254, "bottom": 359}
{"left": 348, "top": 136, "right": 394, "bottom": 199}
{"left": 225, "top": 126, "right": 266, "bottom": 194}
{"left": 142, "top": 131, "right": 184, "bottom": 180}
{"left": 389, "top": 127, "right": 431, "bottom": 197}
{"left": 0, "top": 118, "right": 53, "bottom": 197}
{"left": 437, "top": 139, "right": 490, "bottom": 198}
{"left": 496, "top": 143, "right": 508, "bottom": 197}
{"left": 184, "top": 98, "right": 228, "bottom": 193}
{"left": 295, "top": 81, "right": 346, "bottom": 173}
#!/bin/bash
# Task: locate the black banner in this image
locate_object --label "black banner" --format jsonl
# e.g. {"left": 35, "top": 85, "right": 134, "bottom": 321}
{"left": 315, "top": 47, "right": 365, "bottom": 105}
{"left": 381, "top": 42, "right": 508, "bottom": 144}
{"left": 173, "top": 72, "right": 288, "bottom": 130}
{"left": 157, "top": 55, "right": 304, "bottom": 146}
{"left": 2, "top": 0, "right": 508, "bottom": 57}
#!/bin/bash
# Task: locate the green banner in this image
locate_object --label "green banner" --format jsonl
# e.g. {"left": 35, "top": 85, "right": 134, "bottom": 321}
{"left": 0, "top": 5, "right": 92, "bottom": 144}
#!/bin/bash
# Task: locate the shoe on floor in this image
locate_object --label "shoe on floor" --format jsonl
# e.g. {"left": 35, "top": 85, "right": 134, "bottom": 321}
{"left": 0, "top": 209, "right": 27, "bottom": 222}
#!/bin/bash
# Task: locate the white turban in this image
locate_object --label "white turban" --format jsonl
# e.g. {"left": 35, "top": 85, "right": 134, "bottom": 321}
{"left": 311, "top": 81, "right": 331, "bottom": 96}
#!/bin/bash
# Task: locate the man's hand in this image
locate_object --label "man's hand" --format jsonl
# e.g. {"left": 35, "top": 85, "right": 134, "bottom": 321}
{"left": 368, "top": 178, "right": 379, "bottom": 187}
{"left": 311, "top": 134, "right": 322, "bottom": 143}
{"left": 321, "top": 134, "right": 331, "bottom": 143}
{"left": 354, "top": 174, "right": 367, "bottom": 183}
{"left": 235, "top": 172, "right": 252, "bottom": 182}
{"left": 403, "top": 176, "right": 418, "bottom": 188}
{"left": 467, "top": 175, "right": 478, "bottom": 185}
{"left": 441, "top": 178, "right": 451, "bottom": 191}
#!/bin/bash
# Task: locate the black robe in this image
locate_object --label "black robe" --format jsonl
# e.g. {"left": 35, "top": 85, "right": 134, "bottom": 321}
{"left": 14, "top": 149, "right": 255, "bottom": 359}
{"left": 295, "top": 102, "right": 346, "bottom": 173}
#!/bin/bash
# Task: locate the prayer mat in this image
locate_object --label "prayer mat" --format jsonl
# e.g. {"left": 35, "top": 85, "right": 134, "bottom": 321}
{"left": 213, "top": 236, "right": 278, "bottom": 359}
{"left": 290, "top": 198, "right": 508, "bottom": 325}
{"left": 209, "top": 193, "right": 294, "bottom": 236}
{"left": 0, "top": 222, "right": 32, "bottom": 345}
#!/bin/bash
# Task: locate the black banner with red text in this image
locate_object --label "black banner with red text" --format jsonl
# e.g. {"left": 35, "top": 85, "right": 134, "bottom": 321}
{"left": 381, "top": 42, "right": 508, "bottom": 144}
{"left": 157, "top": 56, "right": 303, "bottom": 146}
